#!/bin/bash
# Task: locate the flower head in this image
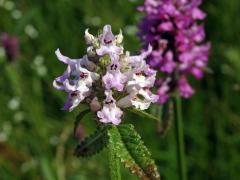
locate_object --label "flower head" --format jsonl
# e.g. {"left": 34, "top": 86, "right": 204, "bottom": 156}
{"left": 53, "top": 25, "right": 157, "bottom": 124}
{"left": 138, "top": 0, "right": 210, "bottom": 103}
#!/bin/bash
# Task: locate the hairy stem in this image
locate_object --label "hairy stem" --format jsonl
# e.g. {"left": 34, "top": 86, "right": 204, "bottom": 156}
{"left": 174, "top": 95, "right": 187, "bottom": 180}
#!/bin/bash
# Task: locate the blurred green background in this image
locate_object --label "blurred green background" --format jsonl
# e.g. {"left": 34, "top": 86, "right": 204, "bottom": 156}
{"left": 0, "top": 0, "right": 240, "bottom": 179}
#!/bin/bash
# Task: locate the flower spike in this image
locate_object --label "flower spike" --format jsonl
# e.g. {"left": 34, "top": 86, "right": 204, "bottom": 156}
{"left": 53, "top": 25, "right": 157, "bottom": 124}
{"left": 138, "top": 0, "right": 211, "bottom": 103}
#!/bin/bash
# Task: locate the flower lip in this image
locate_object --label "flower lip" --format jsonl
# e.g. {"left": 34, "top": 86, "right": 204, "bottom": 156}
{"left": 143, "top": 87, "right": 150, "bottom": 91}
{"left": 105, "top": 99, "right": 114, "bottom": 105}
{"left": 70, "top": 91, "right": 79, "bottom": 97}
{"left": 132, "top": 96, "right": 138, "bottom": 101}
{"left": 110, "top": 63, "right": 118, "bottom": 70}
{"left": 79, "top": 72, "right": 88, "bottom": 78}
{"left": 104, "top": 39, "right": 113, "bottom": 44}
{"left": 135, "top": 71, "right": 144, "bottom": 76}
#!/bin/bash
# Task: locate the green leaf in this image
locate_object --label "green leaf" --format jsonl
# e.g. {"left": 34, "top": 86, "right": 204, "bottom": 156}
{"left": 40, "top": 157, "right": 56, "bottom": 180}
{"left": 74, "top": 109, "right": 91, "bottom": 135}
{"left": 108, "top": 142, "right": 121, "bottom": 180}
{"left": 74, "top": 125, "right": 109, "bottom": 157}
{"left": 157, "top": 100, "right": 174, "bottom": 136}
{"left": 127, "top": 108, "right": 160, "bottom": 122}
{"left": 108, "top": 124, "right": 160, "bottom": 180}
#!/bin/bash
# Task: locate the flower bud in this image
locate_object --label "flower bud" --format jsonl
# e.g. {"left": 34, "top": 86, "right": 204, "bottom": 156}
{"left": 117, "top": 95, "right": 132, "bottom": 108}
{"left": 85, "top": 29, "right": 95, "bottom": 45}
{"left": 90, "top": 97, "right": 101, "bottom": 112}
{"left": 81, "top": 55, "right": 96, "bottom": 71}
{"left": 116, "top": 30, "right": 123, "bottom": 45}
{"left": 87, "top": 46, "right": 96, "bottom": 57}
{"left": 99, "top": 55, "right": 111, "bottom": 67}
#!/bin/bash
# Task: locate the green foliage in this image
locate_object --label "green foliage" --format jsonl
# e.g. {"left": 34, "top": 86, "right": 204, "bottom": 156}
{"left": 157, "top": 100, "right": 174, "bottom": 136}
{"left": 74, "top": 125, "right": 109, "bottom": 157}
{"left": 39, "top": 157, "right": 56, "bottom": 180}
{"left": 74, "top": 109, "right": 91, "bottom": 135}
{"left": 108, "top": 142, "right": 121, "bottom": 180}
{"left": 108, "top": 125, "right": 160, "bottom": 180}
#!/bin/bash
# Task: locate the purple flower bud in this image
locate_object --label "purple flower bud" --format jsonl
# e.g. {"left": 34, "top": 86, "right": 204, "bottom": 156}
{"left": 1, "top": 33, "right": 19, "bottom": 61}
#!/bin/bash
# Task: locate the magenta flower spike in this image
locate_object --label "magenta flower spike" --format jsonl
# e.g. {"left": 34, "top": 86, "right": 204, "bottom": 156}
{"left": 138, "top": 0, "right": 211, "bottom": 103}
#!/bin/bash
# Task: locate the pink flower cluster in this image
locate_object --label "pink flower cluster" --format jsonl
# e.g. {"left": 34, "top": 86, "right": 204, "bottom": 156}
{"left": 53, "top": 25, "right": 157, "bottom": 125}
{"left": 138, "top": 0, "right": 211, "bottom": 103}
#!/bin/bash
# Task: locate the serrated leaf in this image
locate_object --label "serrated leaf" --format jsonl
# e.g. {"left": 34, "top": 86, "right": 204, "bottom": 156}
{"left": 108, "top": 141, "right": 121, "bottom": 180}
{"left": 74, "top": 125, "right": 109, "bottom": 157}
{"left": 127, "top": 108, "right": 160, "bottom": 122}
{"left": 74, "top": 109, "right": 91, "bottom": 135}
{"left": 108, "top": 124, "right": 160, "bottom": 180}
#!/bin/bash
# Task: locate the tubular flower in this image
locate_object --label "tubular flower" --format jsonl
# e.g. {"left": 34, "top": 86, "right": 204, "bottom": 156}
{"left": 53, "top": 25, "right": 157, "bottom": 125}
{"left": 138, "top": 0, "right": 211, "bottom": 103}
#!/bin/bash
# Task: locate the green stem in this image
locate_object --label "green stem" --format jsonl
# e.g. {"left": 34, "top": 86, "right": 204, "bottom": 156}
{"left": 174, "top": 95, "right": 187, "bottom": 180}
{"left": 108, "top": 142, "right": 121, "bottom": 180}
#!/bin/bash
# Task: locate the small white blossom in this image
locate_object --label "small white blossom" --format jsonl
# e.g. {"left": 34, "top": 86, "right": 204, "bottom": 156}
{"left": 97, "top": 91, "right": 123, "bottom": 125}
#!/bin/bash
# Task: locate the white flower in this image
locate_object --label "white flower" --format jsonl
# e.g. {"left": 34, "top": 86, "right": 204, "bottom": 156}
{"left": 127, "top": 64, "right": 156, "bottom": 91}
{"left": 97, "top": 91, "right": 123, "bottom": 125}
{"left": 96, "top": 25, "right": 123, "bottom": 61}
{"left": 55, "top": 48, "right": 80, "bottom": 65}
{"left": 72, "top": 64, "right": 99, "bottom": 87}
{"left": 53, "top": 49, "right": 99, "bottom": 111}
{"left": 128, "top": 45, "right": 152, "bottom": 67}
{"left": 62, "top": 80, "right": 90, "bottom": 111}
{"left": 118, "top": 87, "right": 158, "bottom": 110}
{"left": 102, "top": 60, "right": 127, "bottom": 91}
{"left": 54, "top": 49, "right": 99, "bottom": 89}
{"left": 53, "top": 66, "right": 71, "bottom": 90}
